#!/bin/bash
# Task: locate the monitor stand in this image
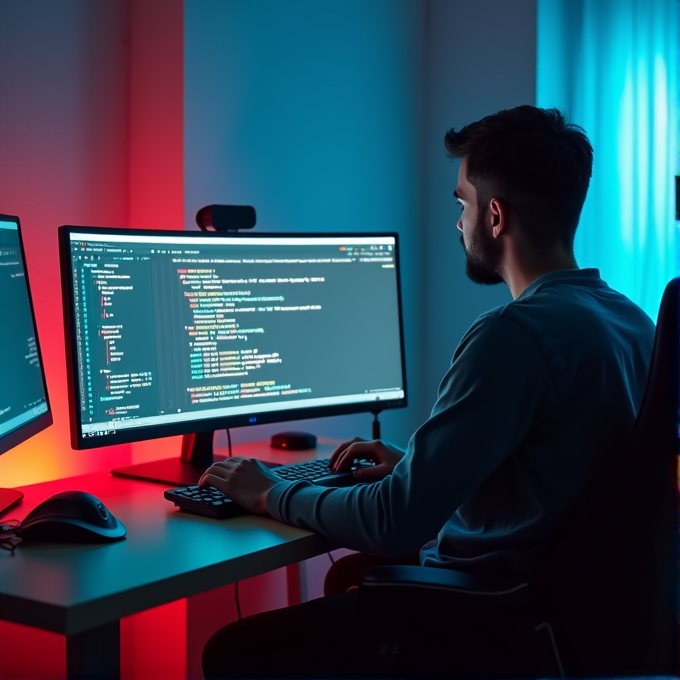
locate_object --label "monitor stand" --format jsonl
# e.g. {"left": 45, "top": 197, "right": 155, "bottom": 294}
{"left": 0, "top": 488, "right": 24, "bottom": 516}
{"left": 111, "top": 430, "right": 226, "bottom": 487}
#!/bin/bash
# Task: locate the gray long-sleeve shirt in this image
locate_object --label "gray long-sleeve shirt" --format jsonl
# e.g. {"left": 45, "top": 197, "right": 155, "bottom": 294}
{"left": 266, "top": 269, "right": 655, "bottom": 577}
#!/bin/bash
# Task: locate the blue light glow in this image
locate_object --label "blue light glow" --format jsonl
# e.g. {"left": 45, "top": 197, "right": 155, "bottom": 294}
{"left": 537, "top": 0, "right": 678, "bottom": 320}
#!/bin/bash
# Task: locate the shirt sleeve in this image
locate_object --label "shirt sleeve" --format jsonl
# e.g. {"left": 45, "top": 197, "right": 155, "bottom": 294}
{"left": 266, "top": 313, "right": 554, "bottom": 558}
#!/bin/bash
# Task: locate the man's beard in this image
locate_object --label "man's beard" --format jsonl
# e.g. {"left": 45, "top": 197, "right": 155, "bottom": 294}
{"left": 460, "top": 211, "right": 503, "bottom": 285}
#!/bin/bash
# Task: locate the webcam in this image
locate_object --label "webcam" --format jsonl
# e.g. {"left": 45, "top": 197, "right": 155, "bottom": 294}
{"left": 196, "top": 205, "right": 257, "bottom": 232}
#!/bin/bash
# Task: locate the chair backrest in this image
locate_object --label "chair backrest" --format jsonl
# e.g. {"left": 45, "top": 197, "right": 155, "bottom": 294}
{"left": 535, "top": 277, "right": 679, "bottom": 677}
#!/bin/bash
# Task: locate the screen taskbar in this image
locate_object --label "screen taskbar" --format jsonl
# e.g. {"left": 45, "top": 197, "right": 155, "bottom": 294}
{"left": 80, "top": 389, "right": 405, "bottom": 436}
{"left": 0, "top": 401, "right": 49, "bottom": 438}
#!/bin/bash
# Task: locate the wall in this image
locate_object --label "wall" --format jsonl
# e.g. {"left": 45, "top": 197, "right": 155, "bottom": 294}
{"left": 421, "top": 0, "right": 537, "bottom": 409}
{"left": 0, "top": 0, "right": 133, "bottom": 484}
{"left": 0, "top": 0, "right": 538, "bottom": 487}
{"left": 127, "top": 0, "right": 186, "bottom": 465}
{"left": 183, "top": 0, "right": 427, "bottom": 450}
{"left": 0, "top": 0, "right": 186, "bottom": 482}
{"left": 184, "top": 0, "right": 538, "bottom": 446}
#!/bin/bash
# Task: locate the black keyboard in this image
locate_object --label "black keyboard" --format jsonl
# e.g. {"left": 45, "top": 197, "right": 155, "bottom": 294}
{"left": 164, "top": 457, "right": 372, "bottom": 519}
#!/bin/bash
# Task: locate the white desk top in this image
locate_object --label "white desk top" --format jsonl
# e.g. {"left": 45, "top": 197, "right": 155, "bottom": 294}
{"left": 0, "top": 442, "right": 339, "bottom": 636}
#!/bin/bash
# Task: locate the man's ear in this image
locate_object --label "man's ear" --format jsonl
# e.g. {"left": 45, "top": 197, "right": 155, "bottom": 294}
{"left": 488, "top": 198, "right": 506, "bottom": 237}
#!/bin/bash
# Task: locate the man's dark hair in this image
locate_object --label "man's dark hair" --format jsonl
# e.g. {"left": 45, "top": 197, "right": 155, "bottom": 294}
{"left": 445, "top": 106, "right": 593, "bottom": 252}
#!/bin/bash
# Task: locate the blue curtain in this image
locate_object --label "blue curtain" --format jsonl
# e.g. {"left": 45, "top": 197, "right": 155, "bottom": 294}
{"left": 537, "top": 0, "right": 678, "bottom": 320}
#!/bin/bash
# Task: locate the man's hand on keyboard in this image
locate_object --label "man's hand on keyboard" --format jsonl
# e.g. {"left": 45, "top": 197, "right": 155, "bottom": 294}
{"left": 329, "top": 438, "right": 405, "bottom": 483}
{"left": 198, "top": 458, "right": 281, "bottom": 516}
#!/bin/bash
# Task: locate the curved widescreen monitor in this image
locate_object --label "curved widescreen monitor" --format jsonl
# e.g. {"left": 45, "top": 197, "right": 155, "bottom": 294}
{"left": 0, "top": 214, "right": 52, "bottom": 512}
{"left": 59, "top": 226, "right": 407, "bottom": 480}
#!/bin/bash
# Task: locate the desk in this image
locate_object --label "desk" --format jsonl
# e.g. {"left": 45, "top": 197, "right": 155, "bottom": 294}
{"left": 0, "top": 443, "right": 339, "bottom": 679}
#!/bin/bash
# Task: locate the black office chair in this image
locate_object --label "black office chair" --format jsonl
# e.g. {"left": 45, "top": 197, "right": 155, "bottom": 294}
{"left": 360, "top": 277, "right": 679, "bottom": 678}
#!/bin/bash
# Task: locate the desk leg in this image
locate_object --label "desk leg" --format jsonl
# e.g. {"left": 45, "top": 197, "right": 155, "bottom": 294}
{"left": 286, "top": 562, "right": 302, "bottom": 605}
{"left": 66, "top": 620, "right": 120, "bottom": 680}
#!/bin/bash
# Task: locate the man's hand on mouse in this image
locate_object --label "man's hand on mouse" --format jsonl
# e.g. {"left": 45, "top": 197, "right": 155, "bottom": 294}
{"left": 329, "top": 438, "right": 405, "bottom": 483}
{"left": 198, "top": 458, "right": 281, "bottom": 516}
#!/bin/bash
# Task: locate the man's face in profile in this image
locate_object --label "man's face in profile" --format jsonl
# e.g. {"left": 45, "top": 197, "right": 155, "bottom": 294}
{"left": 455, "top": 158, "right": 503, "bottom": 286}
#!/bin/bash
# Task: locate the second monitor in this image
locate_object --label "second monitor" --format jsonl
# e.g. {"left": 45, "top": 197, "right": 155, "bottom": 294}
{"left": 59, "top": 227, "right": 407, "bottom": 485}
{"left": 0, "top": 214, "right": 52, "bottom": 513}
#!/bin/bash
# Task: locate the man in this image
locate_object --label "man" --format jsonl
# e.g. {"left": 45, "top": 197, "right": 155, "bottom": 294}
{"left": 200, "top": 106, "right": 655, "bottom": 678}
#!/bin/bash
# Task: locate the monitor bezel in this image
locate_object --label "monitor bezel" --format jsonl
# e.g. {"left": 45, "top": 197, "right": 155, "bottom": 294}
{"left": 0, "top": 213, "right": 53, "bottom": 456}
{"left": 58, "top": 225, "right": 408, "bottom": 450}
